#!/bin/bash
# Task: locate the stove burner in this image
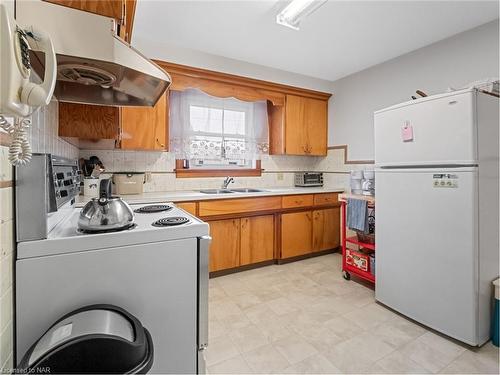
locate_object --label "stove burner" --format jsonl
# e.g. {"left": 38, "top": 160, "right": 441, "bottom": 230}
{"left": 134, "top": 204, "right": 173, "bottom": 213}
{"left": 78, "top": 223, "right": 137, "bottom": 234}
{"left": 152, "top": 217, "right": 190, "bottom": 227}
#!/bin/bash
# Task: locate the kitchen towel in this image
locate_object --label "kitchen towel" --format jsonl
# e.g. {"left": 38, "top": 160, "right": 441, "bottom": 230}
{"left": 347, "top": 198, "right": 368, "bottom": 233}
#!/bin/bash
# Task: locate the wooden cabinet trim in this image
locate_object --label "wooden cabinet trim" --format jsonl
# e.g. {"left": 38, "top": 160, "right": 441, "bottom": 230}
{"left": 155, "top": 61, "right": 332, "bottom": 102}
{"left": 175, "top": 160, "right": 262, "bottom": 178}
{"left": 44, "top": 0, "right": 125, "bottom": 21}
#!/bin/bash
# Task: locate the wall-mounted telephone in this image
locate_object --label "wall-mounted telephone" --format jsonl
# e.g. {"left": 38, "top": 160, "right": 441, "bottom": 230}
{"left": 0, "top": 4, "right": 57, "bottom": 165}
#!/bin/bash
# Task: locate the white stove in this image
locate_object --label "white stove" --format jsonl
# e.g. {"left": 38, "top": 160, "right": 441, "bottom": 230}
{"left": 15, "top": 155, "right": 210, "bottom": 375}
{"left": 17, "top": 202, "right": 209, "bottom": 259}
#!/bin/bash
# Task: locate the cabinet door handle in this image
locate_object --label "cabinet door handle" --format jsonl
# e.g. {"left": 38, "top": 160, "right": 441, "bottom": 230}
{"left": 156, "top": 138, "right": 165, "bottom": 148}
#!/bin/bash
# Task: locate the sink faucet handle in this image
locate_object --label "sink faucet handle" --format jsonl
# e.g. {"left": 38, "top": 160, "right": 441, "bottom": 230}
{"left": 222, "top": 176, "right": 235, "bottom": 189}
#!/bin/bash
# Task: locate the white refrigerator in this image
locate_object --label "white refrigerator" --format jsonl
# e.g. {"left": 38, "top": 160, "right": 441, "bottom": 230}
{"left": 374, "top": 88, "right": 499, "bottom": 346}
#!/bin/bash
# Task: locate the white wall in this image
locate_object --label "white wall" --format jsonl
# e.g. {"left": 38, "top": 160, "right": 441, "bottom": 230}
{"left": 330, "top": 20, "right": 499, "bottom": 160}
{"left": 133, "top": 38, "right": 334, "bottom": 93}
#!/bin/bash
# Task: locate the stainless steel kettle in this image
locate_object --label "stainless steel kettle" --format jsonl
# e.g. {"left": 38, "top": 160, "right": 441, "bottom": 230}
{"left": 78, "top": 179, "right": 135, "bottom": 232}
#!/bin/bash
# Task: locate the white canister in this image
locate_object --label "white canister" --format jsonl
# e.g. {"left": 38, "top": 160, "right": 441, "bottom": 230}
{"left": 83, "top": 177, "right": 99, "bottom": 197}
{"left": 364, "top": 170, "right": 375, "bottom": 180}
{"left": 350, "top": 170, "right": 364, "bottom": 179}
{"left": 350, "top": 170, "right": 363, "bottom": 194}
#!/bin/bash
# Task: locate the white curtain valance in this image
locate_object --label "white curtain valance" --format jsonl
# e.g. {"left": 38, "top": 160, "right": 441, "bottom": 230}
{"left": 169, "top": 88, "right": 269, "bottom": 160}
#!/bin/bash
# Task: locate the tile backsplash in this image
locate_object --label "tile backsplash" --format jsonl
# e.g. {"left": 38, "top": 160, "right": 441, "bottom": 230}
{"left": 79, "top": 148, "right": 370, "bottom": 193}
{"left": 28, "top": 100, "right": 79, "bottom": 159}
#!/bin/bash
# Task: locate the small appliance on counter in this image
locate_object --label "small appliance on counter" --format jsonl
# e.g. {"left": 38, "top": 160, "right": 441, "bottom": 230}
{"left": 294, "top": 172, "right": 323, "bottom": 187}
{"left": 113, "top": 172, "right": 146, "bottom": 195}
{"left": 350, "top": 170, "right": 363, "bottom": 194}
{"left": 362, "top": 170, "right": 375, "bottom": 196}
{"left": 350, "top": 170, "right": 375, "bottom": 196}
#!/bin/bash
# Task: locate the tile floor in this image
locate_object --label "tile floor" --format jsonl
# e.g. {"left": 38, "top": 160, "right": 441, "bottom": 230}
{"left": 206, "top": 253, "right": 499, "bottom": 374}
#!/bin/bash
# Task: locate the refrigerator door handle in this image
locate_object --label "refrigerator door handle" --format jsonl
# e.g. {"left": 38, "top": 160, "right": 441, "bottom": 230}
{"left": 197, "top": 235, "right": 211, "bottom": 351}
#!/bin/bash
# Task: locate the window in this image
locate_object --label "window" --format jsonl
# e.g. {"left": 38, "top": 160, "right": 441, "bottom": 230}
{"left": 170, "top": 89, "right": 269, "bottom": 173}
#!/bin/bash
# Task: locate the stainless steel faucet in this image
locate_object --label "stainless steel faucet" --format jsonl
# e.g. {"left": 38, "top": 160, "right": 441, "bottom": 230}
{"left": 222, "top": 176, "right": 234, "bottom": 189}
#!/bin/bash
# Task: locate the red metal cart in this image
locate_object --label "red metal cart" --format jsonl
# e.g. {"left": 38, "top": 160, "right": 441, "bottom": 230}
{"left": 339, "top": 193, "right": 376, "bottom": 283}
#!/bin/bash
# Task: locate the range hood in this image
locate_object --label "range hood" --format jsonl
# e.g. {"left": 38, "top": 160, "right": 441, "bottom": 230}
{"left": 16, "top": 1, "right": 170, "bottom": 107}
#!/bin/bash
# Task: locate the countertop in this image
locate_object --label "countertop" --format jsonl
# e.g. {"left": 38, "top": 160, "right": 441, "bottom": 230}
{"left": 76, "top": 187, "right": 344, "bottom": 207}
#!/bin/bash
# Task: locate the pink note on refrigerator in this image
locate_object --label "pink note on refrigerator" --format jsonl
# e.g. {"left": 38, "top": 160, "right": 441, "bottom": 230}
{"left": 401, "top": 122, "right": 414, "bottom": 142}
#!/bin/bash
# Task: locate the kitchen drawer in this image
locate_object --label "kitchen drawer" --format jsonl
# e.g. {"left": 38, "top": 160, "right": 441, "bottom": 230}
{"left": 198, "top": 197, "right": 282, "bottom": 217}
{"left": 313, "top": 193, "right": 338, "bottom": 206}
{"left": 176, "top": 202, "right": 197, "bottom": 216}
{"left": 282, "top": 194, "right": 314, "bottom": 208}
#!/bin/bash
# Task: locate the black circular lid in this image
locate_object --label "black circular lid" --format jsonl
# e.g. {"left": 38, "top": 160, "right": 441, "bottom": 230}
{"left": 134, "top": 204, "right": 173, "bottom": 213}
{"left": 152, "top": 217, "right": 190, "bottom": 227}
{"left": 18, "top": 304, "right": 154, "bottom": 374}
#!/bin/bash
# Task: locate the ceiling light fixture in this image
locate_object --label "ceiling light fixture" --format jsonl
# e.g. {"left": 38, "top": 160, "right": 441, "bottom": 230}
{"left": 276, "top": 0, "right": 327, "bottom": 30}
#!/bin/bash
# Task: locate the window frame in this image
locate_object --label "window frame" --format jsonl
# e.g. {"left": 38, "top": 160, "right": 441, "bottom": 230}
{"left": 174, "top": 93, "right": 264, "bottom": 178}
{"left": 175, "top": 159, "right": 263, "bottom": 178}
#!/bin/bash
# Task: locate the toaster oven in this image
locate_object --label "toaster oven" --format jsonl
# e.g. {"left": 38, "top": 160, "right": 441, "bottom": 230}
{"left": 294, "top": 172, "right": 323, "bottom": 187}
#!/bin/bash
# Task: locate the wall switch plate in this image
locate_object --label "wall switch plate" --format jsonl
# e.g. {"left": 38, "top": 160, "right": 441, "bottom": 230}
{"left": 277, "top": 173, "right": 284, "bottom": 181}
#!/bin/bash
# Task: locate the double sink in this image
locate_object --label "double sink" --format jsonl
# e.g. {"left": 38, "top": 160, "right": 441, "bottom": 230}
{"left": 199, "top": 188, "right": 267, "bottom": 194}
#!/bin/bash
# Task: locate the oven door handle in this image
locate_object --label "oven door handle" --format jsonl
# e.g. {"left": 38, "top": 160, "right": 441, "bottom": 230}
{"left": 197, "top": 235, "right": 211, "bottom": 352}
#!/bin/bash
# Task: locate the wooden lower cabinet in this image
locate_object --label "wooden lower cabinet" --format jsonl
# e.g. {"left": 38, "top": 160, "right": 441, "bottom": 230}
{"left": 202, "top": 195, "right": 341, "bottom": 272}
{"left": 313, "top": 208, "right": 340, "bottom": 252}
{"left": 240, "top": 215, "right": 274, "bottom": 265}
{"left": 281, "top": 211, "right": 313, "bottom": 258}
{"left": 208, "top": 219, "right": 240, "bottom": 272}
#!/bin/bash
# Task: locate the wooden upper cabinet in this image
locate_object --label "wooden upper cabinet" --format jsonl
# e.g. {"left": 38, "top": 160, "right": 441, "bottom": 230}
{"left": 209, "top": 219, "right": 240, "bottom": 272}
{"left": 44, "top": 0, "right": 125, "bottom": 21}
{"left": 240, "top": 215, "right": 274, "bottom": 266}
{"left": 58, "top": 103, "right": 120, "bottom": 140}
{"left": 312, "top": 208, "right": 340, "bottom": 252}
{"left": 43, "top": 0, "right": 136, "bottom": 42}
{"left": 284, "top": 95, "right": 328, "bottom": 156}
{"left": 281, "top": 211, "right": 313, "bottom": 259}
{"left": 120, "top": 92, "right": 168, "bottom": 150}
{"left": 58, "top": 92, "right": 168, "bottom": 150}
